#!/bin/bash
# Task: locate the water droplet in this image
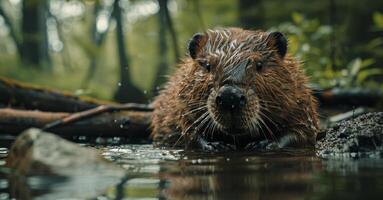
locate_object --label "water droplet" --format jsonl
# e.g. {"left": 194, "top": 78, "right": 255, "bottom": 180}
{"left": 117, "top": 82, "right": 122, "bottom": 87}
{"left": 197, "top": 159, "right": 202, "bottom": 163}
{"left": 226, "top": 158, "right": 230, "bottom": 161}
{"left": 143, "top": 90, "right": 147, "bottom": 94}
{"left": 119, "top": 124, "right": 124, "bottom": 128}
{"left": 245, "top": 158, "right": 249, "bottom": 162}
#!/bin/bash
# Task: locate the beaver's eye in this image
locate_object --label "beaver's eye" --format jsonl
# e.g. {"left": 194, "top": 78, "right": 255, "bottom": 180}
{"left": 255, "top": 61, "right": 263, "bottom": 71}
{"left": 198, "top": 60, "right": 211, "bottom": 72}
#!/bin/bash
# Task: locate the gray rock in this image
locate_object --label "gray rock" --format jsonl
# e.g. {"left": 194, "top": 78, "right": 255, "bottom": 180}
{"left": 6, "top": 128, "right": 126, "bottom": 199}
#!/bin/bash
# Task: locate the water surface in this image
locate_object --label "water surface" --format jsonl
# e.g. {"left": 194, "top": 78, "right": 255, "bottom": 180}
{"left": 1, "top": 144, "right": 383, "bottom": 199}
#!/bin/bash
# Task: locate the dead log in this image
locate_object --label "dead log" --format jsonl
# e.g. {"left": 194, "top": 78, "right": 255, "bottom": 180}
{"left": 314, "top": 88, "right": 383, "bottom": 108}
{"left": 0, "top": 108, "right": 151, "bottom": 139}
{"left": 0, "top": 76, "right": 115, "bottom": 112}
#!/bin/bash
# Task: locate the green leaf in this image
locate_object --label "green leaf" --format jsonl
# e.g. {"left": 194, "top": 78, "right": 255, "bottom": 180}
{"left": 357, "top": 68, "right": 383, "bottom": 85}
{"left": 373, "top": 12, "right": 383, "bottom": 29}
{"left": 292, "top": 12, "right": 303, "bottom": 25}
{"left": 361, "top": 58, "right": 375, "bottom": 69}
{"left": 348, "top": 58, "right": 362, "bottom": 77}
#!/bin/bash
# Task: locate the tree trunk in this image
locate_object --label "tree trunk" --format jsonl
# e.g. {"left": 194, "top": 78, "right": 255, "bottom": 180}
{"left": 21, "top": 0, "right": 50, "bottom": 68}
{"left": 152, "top": 0, "right": 169, "bottom": 93}
{"left": 112, "top": 0, "right": 146, "bottom": 103}
{"left": 0, "top": 3, "right": 22, "bottom": 57}
{"left": 83, "top": 1, "right": 113, "bottom": 87}
{"left": 163, "top": 0, "right": 180, "bottom": 62}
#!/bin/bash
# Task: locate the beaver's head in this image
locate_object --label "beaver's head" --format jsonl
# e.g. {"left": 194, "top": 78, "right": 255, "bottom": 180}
{"left": 187, "top": 28, "right": 292, "bottom": 136}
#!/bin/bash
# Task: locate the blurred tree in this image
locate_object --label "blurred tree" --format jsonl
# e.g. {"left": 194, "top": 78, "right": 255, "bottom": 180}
{"left": 152, "top": 0, "right": 169, "bottom": 93}
{"left": 238, "top": 0, "right": 264, "bottom": 29}
{"left": 0, "top": 2, "right": 22, "bottom": 57}
{"left": 83, "top": 0, "right": 113, "bottom": 87}
{"left": 112, "top": 0, "right": 146, "bottom": 103}
{"left": 152, "top": 0, "right": 179, "bottom": 93}
{"left": 190, "top": 0, "right": 206, "bottom": 29}
{"left": 21, "top": 0, "right": 50, "bottom": 67}
{"left": 0, "top": 0, "right": 50, "bottom": 68}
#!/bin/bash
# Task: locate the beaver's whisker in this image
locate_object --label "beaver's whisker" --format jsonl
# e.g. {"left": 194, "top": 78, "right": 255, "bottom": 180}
{"left": 182, "top": 105, "right": 207, "bottom": 117}
{"left": 258, "top": 99, "right": 284, "bottom": 108}
{"left": 257, "top": 114, "right": 280, "bottom": 147}
{"left": 186, "top": 101, "right": 206, "bottom": 108}
{"left": 258, "top": 101, "right": 282, "bottom": 109}
{"left": 258, "top": 109, "right": 279, "bottom": 130}
{"left": 203, "top": 118, "right": 213, "bottom": 139}
{"left": 251, "top": 115, "right": 267, "bottom": 139}
{"left": 245, "top": 118, "right": 255, "bottom": 137}
{"left": 183, "top": 111, "right": 209, "bottom": 137}
{"left": 194, "top": 112, "right": 212, "bottom": 137}
{"left": 184, "top": 112, "right": 210, "bottom": 147}
{"left": 173, "top": 133, "right": 185, "bottom": 148}
{"left": 210, "top": 119, "right": 219, "bottom": 140}
{"left": 204, "top": 118, "right": 215, "bottom": 140}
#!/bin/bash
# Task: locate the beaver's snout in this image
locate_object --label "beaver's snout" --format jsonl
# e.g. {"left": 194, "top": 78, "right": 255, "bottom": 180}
{"left": 215, "top": 85, "right": 246, "bottom": 112}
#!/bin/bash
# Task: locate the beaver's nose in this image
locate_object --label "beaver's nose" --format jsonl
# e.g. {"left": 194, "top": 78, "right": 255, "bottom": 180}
{"left": 216, "top": 85, "right": 246, "bottom": 111}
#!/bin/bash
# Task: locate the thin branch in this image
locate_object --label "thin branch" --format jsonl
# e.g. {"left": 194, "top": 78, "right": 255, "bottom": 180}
{"left": 43, "top": 103, "right": 153, "bottom": 131}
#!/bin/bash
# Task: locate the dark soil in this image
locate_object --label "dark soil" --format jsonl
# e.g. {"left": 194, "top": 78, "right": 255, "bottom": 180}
{"left": 316, "top": 112, "right": 383, "bottom": 158}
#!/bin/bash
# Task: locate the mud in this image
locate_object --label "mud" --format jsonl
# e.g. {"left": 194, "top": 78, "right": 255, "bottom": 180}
{"left": 316, "top": 112, "right": 383, "bottom": 158}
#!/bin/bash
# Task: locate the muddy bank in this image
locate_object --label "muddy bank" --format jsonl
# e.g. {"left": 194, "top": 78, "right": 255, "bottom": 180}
{"left": 316, "top": 112, "right": 383, "bottom": 158}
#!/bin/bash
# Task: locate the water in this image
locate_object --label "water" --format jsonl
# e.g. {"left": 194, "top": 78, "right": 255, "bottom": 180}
{"left": 1, "top": 144, "right": 383, "bottom": 199}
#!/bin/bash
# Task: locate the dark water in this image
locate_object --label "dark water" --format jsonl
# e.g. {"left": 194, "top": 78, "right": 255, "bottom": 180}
{"left": 1, "top": 144, "right": 383, "bottom": 200}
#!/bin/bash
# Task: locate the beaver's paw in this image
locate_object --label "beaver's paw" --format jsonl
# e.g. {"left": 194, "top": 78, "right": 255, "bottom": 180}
{"left": 203, "top": 141, "right": 235, "bottom": 152}
{"left": 197, "top": 138, "right": 235, "bottom": 152}
{"left": 245, "top": 140, "right": 280, "bottom": 151}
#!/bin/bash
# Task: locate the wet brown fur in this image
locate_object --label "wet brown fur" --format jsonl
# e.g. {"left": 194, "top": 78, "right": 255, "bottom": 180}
{"left": 151, "top": 28, "right": 319, "bottom": 149}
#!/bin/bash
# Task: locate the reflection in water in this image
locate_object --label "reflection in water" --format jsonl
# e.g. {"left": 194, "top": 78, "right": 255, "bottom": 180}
{"left": 1, "top": 144, "right": 383, "bottom": 199}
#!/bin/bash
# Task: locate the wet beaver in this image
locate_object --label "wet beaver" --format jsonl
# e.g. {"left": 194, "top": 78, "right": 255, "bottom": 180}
{"left": 151, "top": 27, "right": 319, "bottom": 151}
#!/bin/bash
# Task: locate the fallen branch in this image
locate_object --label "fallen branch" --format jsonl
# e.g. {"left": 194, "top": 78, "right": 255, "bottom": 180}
{"left": 0, "top": 77, "right": 114, "bottom": 112}
{"left": 314, "top": 88, "right": 382, "bottom": 108}
{"left": 0, "top": 108, "right": 151, "bottom": 139}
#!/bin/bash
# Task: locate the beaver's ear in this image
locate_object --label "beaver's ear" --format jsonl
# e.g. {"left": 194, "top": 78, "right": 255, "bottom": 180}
{"left": 188, "top": 33, "right": 205, "bottom": 59}
{"left": 267, "top": 32, "right": 287, "bottom": 58}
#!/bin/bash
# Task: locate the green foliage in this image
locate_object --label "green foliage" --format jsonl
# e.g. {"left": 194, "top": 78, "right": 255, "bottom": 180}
{"left": 273, "top": 12, "right": 383, "bottom": 89}
{"left": 373, "top": 12, "right": 383, "bottom": 30}
{"left": 271, "top": 12, "right": 333, "bottom": 85}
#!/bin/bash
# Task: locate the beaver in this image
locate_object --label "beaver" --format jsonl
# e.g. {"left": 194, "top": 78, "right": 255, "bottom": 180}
{"left": 151, "top": 27, "right": 319, "bottom": 151}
